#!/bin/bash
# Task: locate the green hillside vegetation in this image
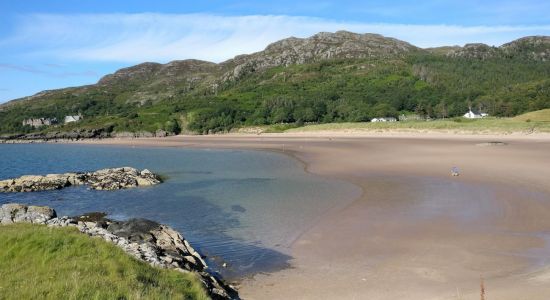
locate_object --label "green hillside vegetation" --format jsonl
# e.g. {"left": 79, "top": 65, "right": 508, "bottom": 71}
{"left": 1, "top": 32, "right": 549, "bottom": 136}
{"left": 0, "top": 223, "right": 208, "bottom": 300}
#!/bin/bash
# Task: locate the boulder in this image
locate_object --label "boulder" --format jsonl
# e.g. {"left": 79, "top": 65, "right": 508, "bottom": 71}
{"left": 0, "top": 203, "right": 56, "bottom": 224}
{"left": 107, "top": 218, "right": 160, "bottom": 243}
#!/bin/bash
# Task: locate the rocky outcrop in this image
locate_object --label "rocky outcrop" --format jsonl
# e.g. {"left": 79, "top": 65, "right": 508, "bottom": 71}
{"left": 0, "top": 203, "right": 57, "bottom": 224}
{"left": 447, "top": 43, "right": 500, "bottom": 60}
{"left": 0, "top": 128, "right": 172, "bottom": 143}
{"left": 0, "top": 203, "right": 238, "bottom": 299}
{"left": 98, "top": 60, "right": 220, "bottom": 87}
{"left": 0, "top": 167, "right": 161, "bottom": 193}
{"left": 220, "top": 31, "right": 419, "bottom": 81}
{"left": 501, "top": 36, "right": 550, "bottom": 61}
{"left": 445, "top": 36, "right": 550, "bottom": 61}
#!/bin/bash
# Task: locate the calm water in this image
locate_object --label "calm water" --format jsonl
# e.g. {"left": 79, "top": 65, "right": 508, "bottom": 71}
{"left": 0, "top": 144, "right": 358, "bottom": 279}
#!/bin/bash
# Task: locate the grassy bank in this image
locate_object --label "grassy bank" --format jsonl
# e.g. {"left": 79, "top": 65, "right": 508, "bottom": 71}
{"left": 0, "top": 224, "right": 208, "bottom": 300}
{"left": 248, "top": 109, "right": 550, "bottom": 134}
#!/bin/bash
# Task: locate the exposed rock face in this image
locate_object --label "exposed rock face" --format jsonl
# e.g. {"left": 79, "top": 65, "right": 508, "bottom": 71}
{"left": 97, "top": 60, "right": 220, "bottom": 86}
{"left": 96, "top": 59, "right": 221, "bottom": 103}
{"left": 0, "top": 167, "right": 161, "bottom": 193}
{"left": 447, "top": 43, "right": 500, "bottom": 60}
{"left": 501, "top": 36, "right": 550, "bottom": 61}
{"left": 0, "top": 203, "right": 238, "bottom": 299}
{"left": 221, "top": 31, "right": 419, "bottom": 81}
{"left": 446, "top": 36, "right": 550, "bottom": 61}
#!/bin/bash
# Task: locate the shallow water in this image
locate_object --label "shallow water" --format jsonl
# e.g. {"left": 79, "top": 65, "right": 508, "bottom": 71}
{"left": 0, "top": 144, "right": 359, "bottom": 279}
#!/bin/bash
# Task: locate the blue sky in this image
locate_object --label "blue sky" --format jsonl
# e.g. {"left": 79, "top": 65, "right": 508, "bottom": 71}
{"left": 1, "top": 1, "right": 549, "bottom": 103}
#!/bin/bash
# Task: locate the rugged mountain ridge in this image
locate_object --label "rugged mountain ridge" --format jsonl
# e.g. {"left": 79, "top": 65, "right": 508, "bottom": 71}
{"left": 219, "top": 31, "right": 419, "bottom": 81}
{"left": 1, "top": 31, "right": 549, "bottom": 136}
{"left": 2, "top": 32, "right": 547, "bottom": 107}
{"left": 446, "top": 36, "right": 550, "bottom": 60}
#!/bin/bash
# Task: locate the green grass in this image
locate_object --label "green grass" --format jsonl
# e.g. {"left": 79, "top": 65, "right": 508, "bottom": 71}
{"left": 513, "top": 108, "right": 550, "bottom": 122}
{"left": 0, "top": 224, "right": 208, "bottom": 300}
{"left": 284, "top": 116, "right": 550, "bottom": 134}
{"left": 262, "top": 123, "right": 301, "bottom": 133}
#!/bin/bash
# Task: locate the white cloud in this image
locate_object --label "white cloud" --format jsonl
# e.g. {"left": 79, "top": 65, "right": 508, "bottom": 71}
{"left": 3, "top": 13, "right": 550, "bottom": 63}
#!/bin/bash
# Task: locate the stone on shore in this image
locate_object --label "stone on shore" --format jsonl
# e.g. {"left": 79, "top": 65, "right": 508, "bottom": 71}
{"left": 0, "top": 167, "right": 162, "bottom": 193}
{"left": 0, "top": 203, "right": 56, "bottom": 224}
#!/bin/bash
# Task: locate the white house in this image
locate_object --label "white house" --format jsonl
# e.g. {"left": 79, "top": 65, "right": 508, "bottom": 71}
{"left": 463, "top": 110, "right": 488, "bottom": 119}
{"left": 371, "top": 117, "right": 397, "bottom": 122}
{"left": 64, "top": 115, "right": 82, "bottom": 124}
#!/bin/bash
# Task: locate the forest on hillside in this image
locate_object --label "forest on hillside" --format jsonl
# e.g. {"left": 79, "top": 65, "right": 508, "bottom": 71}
{"left": 1, "top": 52, "right": 549, "bottom": 135}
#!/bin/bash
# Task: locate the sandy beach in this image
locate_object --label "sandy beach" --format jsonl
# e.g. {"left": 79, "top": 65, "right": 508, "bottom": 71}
{"left": 80, "top": 132, "right": 550, "bottom": 299}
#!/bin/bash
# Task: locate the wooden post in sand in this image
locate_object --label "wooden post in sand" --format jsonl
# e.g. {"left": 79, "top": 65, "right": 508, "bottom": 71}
{"left": 480, "top": 275, "right": 485, "bottom": 300}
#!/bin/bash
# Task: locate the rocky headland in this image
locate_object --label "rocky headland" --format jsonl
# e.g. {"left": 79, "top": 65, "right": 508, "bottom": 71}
{"left": 0, "top": 203, "right": 238, "bottom": 299}
{"left": 0, "top": 167, "right": 161, "bottom": 192}
{"left": 0, "top": 128, "right": 172, "bottom": 143}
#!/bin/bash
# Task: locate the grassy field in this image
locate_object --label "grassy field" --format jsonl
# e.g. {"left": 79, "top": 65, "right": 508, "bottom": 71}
{"left": 274, "top": 110, "right": 550, "bottom": 134}
{"left": 0, "top": 224, "right": 208, "bottom": 300}
{"left": 512, "top": 108, "right": 550, "bottom": 122}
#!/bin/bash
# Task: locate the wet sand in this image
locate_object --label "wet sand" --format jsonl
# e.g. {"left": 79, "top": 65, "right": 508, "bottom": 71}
{"left": 80, "top": 133, "right": 550, "bottom": 299}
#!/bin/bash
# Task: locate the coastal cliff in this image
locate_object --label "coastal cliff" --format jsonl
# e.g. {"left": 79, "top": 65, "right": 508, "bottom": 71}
{"left": 0, "top": 203, "right": 239, "bottom": 299}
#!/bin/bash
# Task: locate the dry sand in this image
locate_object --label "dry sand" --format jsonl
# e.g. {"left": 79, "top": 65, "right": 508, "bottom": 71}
{"left": 80, "top": 132, "right": 550, "bottom": 299}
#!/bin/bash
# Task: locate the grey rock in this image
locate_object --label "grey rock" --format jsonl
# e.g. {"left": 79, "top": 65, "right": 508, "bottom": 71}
{"left": 0, "top": 167, "right": 161, "bottom": 193}
{"left": 1, "top": 203, "right": 56, "bottom": 224}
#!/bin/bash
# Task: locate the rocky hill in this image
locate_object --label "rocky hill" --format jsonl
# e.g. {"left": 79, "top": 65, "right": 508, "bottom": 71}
{"left": 1, "top": 31, "right": 549, "bottom": 137}
{"left": 444, "top": 36, "right": 550, "bottom": 60}
{"left": 220, "top": 31, "right": 419, "bottom": 81}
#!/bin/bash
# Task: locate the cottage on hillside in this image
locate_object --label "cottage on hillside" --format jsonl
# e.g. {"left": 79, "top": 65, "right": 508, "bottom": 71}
{"left": 463, "top": 109, "right": 488, "bottom": 119}
{"left": 371, "top": 117, "right": 397, "bottom": 123}
{"left": 64, "top": 114, "right": 83, "bottom": 124}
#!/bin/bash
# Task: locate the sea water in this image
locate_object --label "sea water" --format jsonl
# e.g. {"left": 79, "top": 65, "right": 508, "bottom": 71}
{"left": 0, "top": 144, "right": 359, "bottom": 279}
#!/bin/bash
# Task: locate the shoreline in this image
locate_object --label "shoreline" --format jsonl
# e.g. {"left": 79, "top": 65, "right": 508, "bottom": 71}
{"left": 2, "top": 127, "right": 550, "bottom": 144}
{"left": 0, "top": 203, "right": 238, "bottom": 299}
{"left": 5, "top": 132, "right": 550, "bottom": 299}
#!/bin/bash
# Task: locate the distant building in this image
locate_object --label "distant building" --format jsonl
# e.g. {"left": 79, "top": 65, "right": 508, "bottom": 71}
{"left": 463, "top": 109, "right": 488, "bottom": 119}
{"left": 371, "top": 117, "right": 397, "bottom": 123}
{"left": 398, "top": 114, "right": 423, "bottom": 121}
{"left": 22, "top": 118, "right": 57, "bottom": 128}
{"left": 64, "top": 114, "right": 83, "bottom": 124}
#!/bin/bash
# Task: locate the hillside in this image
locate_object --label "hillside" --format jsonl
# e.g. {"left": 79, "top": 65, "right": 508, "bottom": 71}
{"left": 1, "top": 31, "right": 549, "bottom": 137}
